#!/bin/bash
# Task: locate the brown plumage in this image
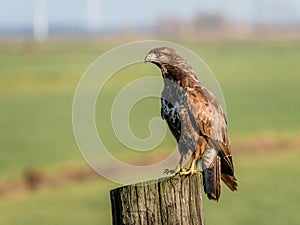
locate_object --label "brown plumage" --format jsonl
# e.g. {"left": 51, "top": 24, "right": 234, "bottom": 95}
{"left": 145, "top": 47, "right": 237, "bottom": 201}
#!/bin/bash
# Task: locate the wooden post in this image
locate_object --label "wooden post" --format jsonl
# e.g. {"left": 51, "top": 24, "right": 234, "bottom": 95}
{"left": 110, "top": 174, "right": 205, "bottom": 225}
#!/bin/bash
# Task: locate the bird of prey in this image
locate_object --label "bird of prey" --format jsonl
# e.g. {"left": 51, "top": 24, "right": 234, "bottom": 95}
{"left": 145, "top": 47, "right": 237, "bottom": 201}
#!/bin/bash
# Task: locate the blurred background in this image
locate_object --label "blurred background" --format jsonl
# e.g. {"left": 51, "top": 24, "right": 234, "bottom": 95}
{"left": 0, "top": 0, "right": 300, "bottom": 224}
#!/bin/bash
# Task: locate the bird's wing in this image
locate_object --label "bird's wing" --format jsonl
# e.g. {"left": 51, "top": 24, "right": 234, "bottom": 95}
{"left": 187, "top": 86, "right": 234, "bottom": 174}
{"left": 187, "top": 86, "right": 228, "bottom": 143}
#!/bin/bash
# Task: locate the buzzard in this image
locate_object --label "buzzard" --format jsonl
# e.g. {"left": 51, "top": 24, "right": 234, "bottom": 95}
{"left": 145, "top": 47, "right": 237, "bottom": 201}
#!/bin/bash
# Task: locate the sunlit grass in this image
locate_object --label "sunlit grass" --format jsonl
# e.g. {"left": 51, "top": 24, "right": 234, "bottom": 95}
{"left": 0, "top": 149, "right": 299, "bottom": 225}
{"left": 0, "top": 179, "right": 115, "bottom": 225}
{"left": 0, "top": 39, "right": 299, "bottom": 224}
{"left": 0, "top": 40, "right": 300, "bottom": 178}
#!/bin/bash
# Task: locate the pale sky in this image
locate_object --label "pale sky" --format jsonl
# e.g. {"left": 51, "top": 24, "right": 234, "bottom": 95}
{"left": 0, "top": 0, "right": 299, "bottom": 30}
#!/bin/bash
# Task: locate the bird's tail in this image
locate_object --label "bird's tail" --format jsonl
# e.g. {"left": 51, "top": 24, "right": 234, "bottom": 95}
{"left": 221, "top": 173, "right": 238, "bottom": 192}
{"left": 202, "top": 155, "right": 221, "bottom": 201}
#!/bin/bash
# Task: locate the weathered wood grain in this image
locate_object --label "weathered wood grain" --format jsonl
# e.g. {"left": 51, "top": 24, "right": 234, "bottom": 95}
{"left": 110, "top": 174, "right": 205, "bottom": 225}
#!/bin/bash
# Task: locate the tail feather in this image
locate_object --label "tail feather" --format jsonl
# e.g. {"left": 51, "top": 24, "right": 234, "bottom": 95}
{"left": 221, "top": 174, "right": 238, "bottom": 191}
{"left": 202, "top": 155, "right": 221, "bottom": 201}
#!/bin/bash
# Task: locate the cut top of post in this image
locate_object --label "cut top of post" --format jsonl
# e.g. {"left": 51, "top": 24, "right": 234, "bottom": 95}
{"left": 110, "top": 174, "right": 205, "bottom": 225}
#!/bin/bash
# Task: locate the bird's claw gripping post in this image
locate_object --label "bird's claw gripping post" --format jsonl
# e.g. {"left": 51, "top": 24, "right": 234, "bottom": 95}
{"left": 163, "top": 163, "right": 183, "bottom": 175}
{"left": 179, "top": 159, "right": 199, "bottom": 175}
{"left": 163, "top": 169, "right": 175, "bottom": 175}
{"left": 179, "top": 168, "right": 199, "bottom": 175}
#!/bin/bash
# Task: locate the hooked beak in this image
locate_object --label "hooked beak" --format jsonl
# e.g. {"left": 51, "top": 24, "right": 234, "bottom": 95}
{"left": 144, "top": 53, "right": 156, "bottom": 64}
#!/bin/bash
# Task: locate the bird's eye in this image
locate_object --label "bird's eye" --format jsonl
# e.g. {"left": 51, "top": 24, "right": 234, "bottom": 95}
{"left": 157, "top": 52, "right": 163, "bottom": 58}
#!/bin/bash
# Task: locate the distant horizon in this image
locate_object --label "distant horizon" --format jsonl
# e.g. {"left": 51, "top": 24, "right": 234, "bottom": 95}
{"left": 1, "top": 0, "right": 300, "bottom": 34}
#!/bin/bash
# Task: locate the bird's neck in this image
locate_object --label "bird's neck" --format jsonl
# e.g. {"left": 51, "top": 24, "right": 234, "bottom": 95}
{"left": 161, "top": 64, "right": 200, "bottom": 90}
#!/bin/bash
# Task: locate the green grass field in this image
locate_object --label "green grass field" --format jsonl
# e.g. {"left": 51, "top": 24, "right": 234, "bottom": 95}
{"left": 0, "top": 39, "right": 299, "bottom": 224}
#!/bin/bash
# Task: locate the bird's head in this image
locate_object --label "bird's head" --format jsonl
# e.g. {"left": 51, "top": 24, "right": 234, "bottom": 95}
{"left": 144, "top": 46, "right": 197, "bottom": 82}
{"left": 144, "top": 47, "right": 180, "bottom": 67}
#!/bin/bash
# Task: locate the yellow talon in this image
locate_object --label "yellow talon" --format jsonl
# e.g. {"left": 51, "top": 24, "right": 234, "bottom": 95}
{"left": 179, "top": 159, "right": 198, "bottom": 175}
{"left": 179, "top": 168, "right": 198, "bottom": 175}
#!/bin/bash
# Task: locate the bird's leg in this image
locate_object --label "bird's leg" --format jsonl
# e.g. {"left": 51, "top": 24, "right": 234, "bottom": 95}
{"left": 179, "top": 137, "right": 207, "bottom": 175}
